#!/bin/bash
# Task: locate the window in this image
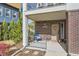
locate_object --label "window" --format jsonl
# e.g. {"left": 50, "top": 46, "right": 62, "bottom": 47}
{"left": 37, "top": 3, "right": 43, "bottom": 8}
{"left": 47, "top": 3, "right": 54, "bottom": 6}
{"left": 5, "top": 8, "right": 11, "bottom": 17}
{"left": 0, "top": 6, "right": 3, "bottom": 16}
{"left": 60, "top": 22, "right": 64, "bottom": 39}
{"left": 12, "top": 11, "right": 18, "bottom": 19}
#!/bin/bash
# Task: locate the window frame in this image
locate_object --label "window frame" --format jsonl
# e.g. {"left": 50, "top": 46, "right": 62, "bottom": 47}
{"left": 0, "top": 6, "right": 3, "bottom": 16}
{"left": 60, "top": 22, "right": 65, "bottom": 39}
{"left": 5, "top": 8, "right": 11, "bottom": 18}
{"left": 12, "top": 11, "right": 18, "bottom": 20}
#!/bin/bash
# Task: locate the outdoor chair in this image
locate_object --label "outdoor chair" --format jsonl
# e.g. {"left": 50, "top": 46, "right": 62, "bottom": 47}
{"left": 34, "top": 32, "right": 42, "bottom": 41}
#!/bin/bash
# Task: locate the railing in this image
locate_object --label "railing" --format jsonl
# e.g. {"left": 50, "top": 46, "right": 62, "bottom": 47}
{"left": 37, "top": 3, "right": 66, "bottom": 8}
{"left": 27, "top": 3, "right": 66, "bottom": 11}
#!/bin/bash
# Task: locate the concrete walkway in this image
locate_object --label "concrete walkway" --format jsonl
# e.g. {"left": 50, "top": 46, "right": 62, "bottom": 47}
{"left": 45, "top": 40, "right": 67, "bottom": 56}
{"left": 28, "top": 40, "right": 67, "bottom": 56}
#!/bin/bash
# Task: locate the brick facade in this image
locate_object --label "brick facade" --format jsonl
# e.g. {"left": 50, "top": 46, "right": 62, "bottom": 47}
{"left": 35, "top": 21, "right": 51, "bottom": 40}
{"left": 68, "top": 10, "right": 79, "bottom": 54}
{"left": 35, "top": 20, "right": 65, "bottom": 40}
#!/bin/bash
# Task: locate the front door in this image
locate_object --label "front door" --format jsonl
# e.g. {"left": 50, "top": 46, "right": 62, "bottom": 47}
{"left": 51, "top": 24, "right": 59, "bottom": 41}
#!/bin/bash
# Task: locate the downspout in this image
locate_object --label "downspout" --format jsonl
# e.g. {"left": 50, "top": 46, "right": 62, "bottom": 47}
{"left": 66, "top": 4, "right": 71, "bottom": 56}
{"left": 11, "top": 46, "right": 26, "bottom": 56}
{"left": 11, "top": 3, "right": 28, "bottom": 56}
{"left": 66, "top": 11, "right": 70, "bottom": 56}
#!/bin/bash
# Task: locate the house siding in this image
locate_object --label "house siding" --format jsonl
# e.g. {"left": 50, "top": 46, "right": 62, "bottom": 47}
{"left": 27, "top": 3, "right": 37, "bottom": 10}
{"left": 0, "top": 3, "right": 19, "bottom": 23}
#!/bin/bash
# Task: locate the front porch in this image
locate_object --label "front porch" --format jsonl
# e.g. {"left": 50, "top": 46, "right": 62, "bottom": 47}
{"left": 11, "top": 38, "right": 67, "bottom": 56}
{"left": 8, "top": 4, "right": 79, "bottom": 55}
{"left": 26, "top": 10, "right": 68, "bottom": 55}
{"left": 10, "top": 39, "right": 67, "bottom": 56}
{"left": 28, "top": 20, "right": 67, "bottom": 52}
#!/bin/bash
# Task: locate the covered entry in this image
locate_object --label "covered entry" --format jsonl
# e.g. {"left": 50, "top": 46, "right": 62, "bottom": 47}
{"left": 27, "top": 10, "right": 67, "bottom": 50}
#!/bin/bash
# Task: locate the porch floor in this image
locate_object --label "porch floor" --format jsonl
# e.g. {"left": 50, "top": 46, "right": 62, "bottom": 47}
{"left": 21, "top": 40, "right": 67, "bottom": 56}
{"left": 11, "top": 40, "right": 67, "bottom": 56}
{"left": 45, "top": 40, "right": 67, "bottom": 56}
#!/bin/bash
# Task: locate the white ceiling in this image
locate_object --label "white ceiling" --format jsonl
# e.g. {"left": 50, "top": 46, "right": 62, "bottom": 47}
{"left": 28, "top": 11, "right": 66, "bottom": 21}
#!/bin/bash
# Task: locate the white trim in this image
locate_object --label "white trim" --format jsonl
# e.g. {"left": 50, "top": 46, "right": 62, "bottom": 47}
{"left": 26, "top": 5, "right": 66, "bottom": 15}
{"left": 26, "top": 3, "right": 79, "bottom": 15}
{"left": 66, "top": 3, "right": 79, "bottom": 11}
{"left": 23, "top": 3, "right": 29, "bottom": 47}
{"left": 0, "top": 6, "right": 3, "bottom": 16}
{"left": 5, "top": 8, "right": 11, "bottom": 18}
{"left": 26, "top": 47, "right": 46, "bottom": 51}
{"left": 12, "top": 11, "right": 18, "bottom": 20}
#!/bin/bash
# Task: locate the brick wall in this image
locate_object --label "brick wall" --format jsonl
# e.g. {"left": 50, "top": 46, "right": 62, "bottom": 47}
{"left": 68, "top": 10, "right": 79, "bottom": 54}
{"left": 35, "top": 21, "right": 51, "bottom": 40}
{"left": 35, "top": 20, "right": 65, "bottom": 40}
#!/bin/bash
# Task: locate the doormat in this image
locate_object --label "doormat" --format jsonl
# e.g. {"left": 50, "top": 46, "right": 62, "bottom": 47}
{"left": 16, "top": 49, "right": 46, "bottom": 56}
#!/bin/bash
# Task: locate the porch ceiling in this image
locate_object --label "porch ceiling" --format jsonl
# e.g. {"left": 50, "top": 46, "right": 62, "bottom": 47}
{"left": 28, "top": 11, "right": 66, "bottom": 21}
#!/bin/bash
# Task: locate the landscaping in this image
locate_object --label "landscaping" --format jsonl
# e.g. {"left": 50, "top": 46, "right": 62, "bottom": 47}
{"left": 0, "top": 13, "right": 22, "bottom": 56}
{"left": 15, "top": 48, "right": 46, "bottom": 56}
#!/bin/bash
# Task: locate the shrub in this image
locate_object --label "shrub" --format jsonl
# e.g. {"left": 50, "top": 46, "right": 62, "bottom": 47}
{"left": 9, "top": 20, "right": 16, "bottom": 41}
{"left": 0, "top": 25, "right": 1, "bottom": 40}
{"left": 14, "top": 19, "right": 22, "bottom": 43}
{"left": 9, "top": 18, "right": 22, "bottom": 43}
{"left": 0, "top": 12, "right": 22, "bottom": 44}
{"left": 2, "top": 20, "right": 8, "bottom": 40}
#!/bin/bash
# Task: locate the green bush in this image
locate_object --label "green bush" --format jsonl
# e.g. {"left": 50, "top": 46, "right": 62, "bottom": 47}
{"left": 14, "top": 19, "right": 22, "bottom": 43}
{"left": 8, "top": 19, "right": 22, "bottom": 43}
{"left": 2, "top": 20, "right": 8, "bottom": 40}
{"left": 9, "top": 20, "right": 16, "bottom": 41}
{"left": 0, "top": 12, "right": 22, "bottom": 44}
{"left": 0, "top": 25, "right": 1, "bottom": 40}
{"left": 10, "top": 12, "right": 22, "bottom": 43}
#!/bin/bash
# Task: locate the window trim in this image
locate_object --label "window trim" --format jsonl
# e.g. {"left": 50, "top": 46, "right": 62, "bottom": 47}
{"left": 5, "top": 8, "right": 11, "bottom": 18}
{"left": 60, "top": 22, "right": 65, "bottom": 39}
{"left": 12, "top": 11, "right": 18, "bottom": 20}
{"left": 0, "top": 6, "right": 3, "bottom": 16}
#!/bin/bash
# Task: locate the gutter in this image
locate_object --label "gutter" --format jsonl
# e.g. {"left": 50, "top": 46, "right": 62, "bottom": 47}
{"left": 11, "top": 46, "right": 26, "bottom": 56}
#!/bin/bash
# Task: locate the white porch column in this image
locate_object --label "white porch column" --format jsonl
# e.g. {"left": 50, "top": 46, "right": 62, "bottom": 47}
{"left": 22, "top": 3, "right": 28, "bottom": 47}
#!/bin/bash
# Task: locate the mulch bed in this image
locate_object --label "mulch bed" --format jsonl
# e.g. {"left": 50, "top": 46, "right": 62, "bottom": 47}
{"left": 0, "top": 40, "right": 46, "bottom": 56}
{"left": 7, "top": 41, "right": 23, "bottom": 56}
{"left": 16, "top": 49, "right": 46, "bottom": 56}
{"left": 7, "top": 49, "right": 19, "bottom": 56}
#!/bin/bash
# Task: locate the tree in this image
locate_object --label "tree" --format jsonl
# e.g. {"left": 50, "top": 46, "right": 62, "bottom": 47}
{"left": 14, "top": 19, "right": 22, "bottom": 43}
{"left": 8, "top": 12, "right": 22, "bottom": 43}
{"left": 9, "top": 20, "right": 16, "bottom": 41}
{"left": 14, "top": 11, "right": 22, "bottom": 43}
{"left": 0, "top": 25, "right": 2, "bottom": 40}
{"left": 2, "top": 20, "right": 8, "bottom": 40}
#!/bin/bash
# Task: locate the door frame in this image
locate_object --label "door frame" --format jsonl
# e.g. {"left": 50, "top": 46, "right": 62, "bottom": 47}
{"left": 59, "top": 21, "right": 66, "bottom": 43}
{"left": 51, "top": 23, "right": 59, "bottom": 41}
